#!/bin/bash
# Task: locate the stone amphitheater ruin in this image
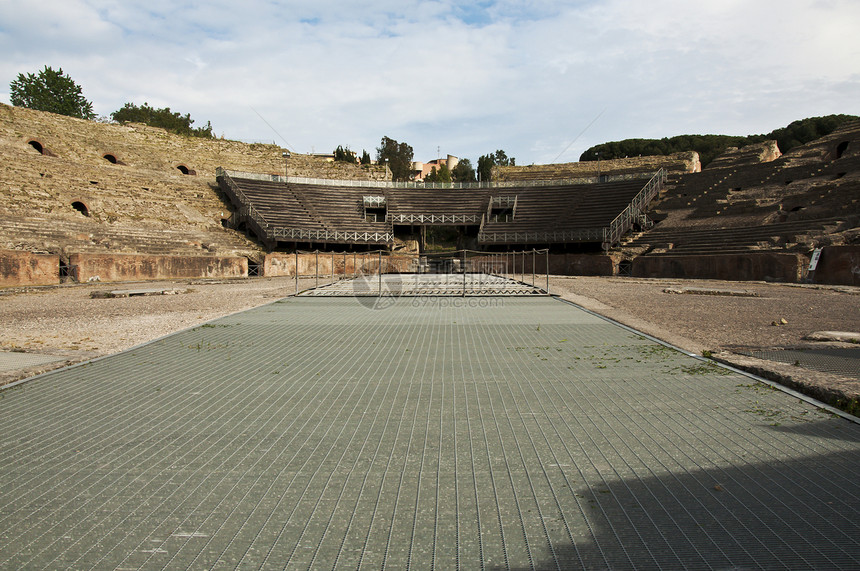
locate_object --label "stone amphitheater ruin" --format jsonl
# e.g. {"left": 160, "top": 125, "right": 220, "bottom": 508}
{"left": 2, "top": 103, "right": 860, "bottom": 569}
{"left": 1, "top": 102, "right": 858, "bottom": 287}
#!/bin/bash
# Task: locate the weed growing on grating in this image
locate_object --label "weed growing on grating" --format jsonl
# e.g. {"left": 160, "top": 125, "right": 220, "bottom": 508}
{"left": 192, "top": 323, "right": 233, "bottom": 331}
{"left": 735, "top": 382, "right": 777, "bottom": 394}
{"left": 188, "top": 341, "right": 230, "bottom": 351}
{"left": 675, "top": 363, "right": 732, "bottom": 376}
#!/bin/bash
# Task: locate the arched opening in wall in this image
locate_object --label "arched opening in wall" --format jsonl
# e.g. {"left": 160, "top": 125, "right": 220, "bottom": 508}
{"left": 71, "top": 201, "right": 90, "bottom": 217}
{"left": 103, "top": 154, "right": 118, "bottom": 164}
{"left": 176, "top": 164, "right": 194, "bottom": 175}
{"left": 28, "top": 140, "right": 45, "bottom": 154}
{"left": 836, "top": 141, "right": 849, "bottom": 159}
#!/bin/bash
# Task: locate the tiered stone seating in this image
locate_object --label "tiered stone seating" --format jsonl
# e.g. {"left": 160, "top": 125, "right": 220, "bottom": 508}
{"left": 291, "top": 183, "right": 393, "bottom": 235}
{"left": 479, "top": 179, "right": 648, "bottom": 243}
{"left": 625, "top": 122, "right": 860, "bottom": 259}
{"left": 387, "top": 187, "right": 490, "bottom": 224}
{"left": 0, "top": 214, "right": 252, "bottom": 256}
{"left": 232, "top": 179, "right": 325, "bottom": 231}
{"left": 628, "top": 218, "right": 848, "bottom": 256}
{"left": 1, "top": 144, "right": 261, "bottom": 258}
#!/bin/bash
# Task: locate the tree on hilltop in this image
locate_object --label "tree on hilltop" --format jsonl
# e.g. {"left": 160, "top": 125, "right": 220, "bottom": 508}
{"left": 333, "top": 145, "right": 357, "bottom": 163}
{"left": 451, "top": 158, "right": 476, "bottom": 183}
{"left": 376, "top": 136, "right": 414, "bottom": 181}
{"left": 111, "top": 102, "right": 213, "bottom": 138}
{"left": 477, "top": 150, "right": 515, "bottom": 182}
{"left": 579, "top": 114, "right": 859, "bottom": 167}
{"left": 10, "top": 66, "right": 95, "bottom": 120}
{"left": 424, "top": 163, "right": 452, "bottom": 184}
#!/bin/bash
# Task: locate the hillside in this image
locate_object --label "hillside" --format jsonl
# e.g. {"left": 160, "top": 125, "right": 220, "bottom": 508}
{"left": 581, "top": 115, "right": 859, "bottom": 167}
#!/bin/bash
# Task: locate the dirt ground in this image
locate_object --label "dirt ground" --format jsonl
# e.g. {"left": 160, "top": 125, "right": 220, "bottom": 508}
{"left": 1, "top": 275, "right": 858, "bottom": 411}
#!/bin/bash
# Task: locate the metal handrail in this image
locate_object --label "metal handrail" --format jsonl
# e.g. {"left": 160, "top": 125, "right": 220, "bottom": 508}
{"left": 216, "top": 168, "right": 271, "bottom": 240}
{"left": 602, "top": 168, "right": 666, "bottom": 249}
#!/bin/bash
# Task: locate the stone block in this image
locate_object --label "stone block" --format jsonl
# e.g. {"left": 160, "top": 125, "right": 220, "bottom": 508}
{"left": 813, "top": 245, "right": 860, "bottom": 286}
{"left": 0, "top": 250, "right": 59, "bottom": 287}
{"left": 632, "top": 253, "right": 804, "bottom": 282}
{"left": 69, "top": 253, "right": 247, "bottom": 282}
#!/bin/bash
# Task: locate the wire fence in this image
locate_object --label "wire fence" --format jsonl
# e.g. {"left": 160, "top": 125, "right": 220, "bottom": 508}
{"left": 294, "top": 249, "right": 549, "bottom": 296}
{"left": 291, "top": 249, "right": 551, "bottom": 296}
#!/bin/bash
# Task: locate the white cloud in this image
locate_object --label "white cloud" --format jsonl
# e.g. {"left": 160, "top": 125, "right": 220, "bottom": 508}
{"left": 1, "top": 0, "right": 858, "bottom": 164}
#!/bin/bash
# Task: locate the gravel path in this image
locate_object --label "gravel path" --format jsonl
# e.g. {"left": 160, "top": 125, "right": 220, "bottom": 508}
{"left": 2, "top": 275, "right": 859, "bottom": 406}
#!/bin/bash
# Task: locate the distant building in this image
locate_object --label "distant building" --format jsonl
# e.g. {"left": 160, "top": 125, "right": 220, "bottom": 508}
{"left": 412, "top": 155, "right": 459, "bottom": 181}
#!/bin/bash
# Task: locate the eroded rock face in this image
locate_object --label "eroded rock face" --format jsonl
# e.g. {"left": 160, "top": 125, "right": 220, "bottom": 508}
{"left": 707, "top": 140, "right": 782, "bottom": 170}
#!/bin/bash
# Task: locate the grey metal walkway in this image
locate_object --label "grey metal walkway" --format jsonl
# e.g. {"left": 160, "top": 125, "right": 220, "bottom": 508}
{"left": 1, "top": 296, "right": 859, "bottom": 569}
{"left": 300, "top": 273, "right": 546, "bottom": 297}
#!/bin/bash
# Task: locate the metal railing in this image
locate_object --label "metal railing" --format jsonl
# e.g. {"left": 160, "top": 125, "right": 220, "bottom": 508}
{"left": 216, "top": 168, "right": 271, "bottom": 240}
{"left": 602, "top": 167, "right": 666, "bottom": 250}
{"left": 220, "top": 169, "right": 657, "bottom": 190}
{"left": 478, "top": 227, "right": 606, "bottom": 243}
{"left": 272, "top": 227, "right": 393, "bottom": 243}
{"left": 387, "top": 213, "right": 481, "bottom": 225}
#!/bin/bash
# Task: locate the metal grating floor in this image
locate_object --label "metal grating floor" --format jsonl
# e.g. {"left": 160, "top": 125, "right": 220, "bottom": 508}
{"left": 300, "top": 273, "right": 546, "bottom": 297}
{"left": 742, "top": 347, "right": 860, "bottom": 380}
{"left": 0, "top": 296, "right": 858, "bottom": 569}
{"left": 0, "top": 350, "right": 66, "bottom": 373}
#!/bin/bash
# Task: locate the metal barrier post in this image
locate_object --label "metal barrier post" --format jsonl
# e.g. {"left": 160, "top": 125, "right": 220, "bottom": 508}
{"left": 295, "top": 250, "right": 298, "bottom": 295}
{"left": 532, "top": 249, "right": 535, "bottom": 286}
{"left": 545, "top": 249, "right": 550, "bottom": 294}
{"left": 331, "top": 252, "right": 334, "bottom": 283}
{"left": 462, "top": 250, "right": 467, "bottom": 297}
{"left": 378, "top": 250, "right": 382, "bottom": 294}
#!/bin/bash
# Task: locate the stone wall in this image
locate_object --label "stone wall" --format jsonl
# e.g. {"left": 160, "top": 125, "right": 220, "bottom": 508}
{"left": 264, "top": 253, "right": 418, "bottom": 277}
{"left": 494, "top": 152, "right": 700, "bottom": 182}
{"left": 471, "top": 253, "right": 615, "bottom": 277}
{"left": 69, "top": 253, "right": 248, "bottom": 282}
{"left": 632, "top": 253, "right": 804, "bottom": 282}
{"left": 0, "top": 250, "right": 59, "bottom": 287}
{"left": 813, "top": 245, "right": 860, "bottom": 286}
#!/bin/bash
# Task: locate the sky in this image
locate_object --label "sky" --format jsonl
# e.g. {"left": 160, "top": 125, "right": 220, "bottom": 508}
{"left": 1, "top": 0, "right": 859, "bottom": 166}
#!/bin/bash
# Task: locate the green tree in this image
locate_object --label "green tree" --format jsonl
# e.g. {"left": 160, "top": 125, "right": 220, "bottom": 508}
{"left": 360, "top": 149, "right": 372, "bottom": 165}
{"left": 451, "top": 158, "right": 476, "bottom": 183}
{"left": 579, "top": 114, "right": 858, "bottom": 167}
{"left": 333, "top": 145, "right": 357, "bottom": 163}
{"left": 477, "top": 150, "right": 515, "bottom": 182}
{"left": 376, "top": 136, "right": 414, "bottom": 181}
{"left": 424, "top": 163, "right": 452, "bottom": 184}
{"left": 9, "top": 65, "right": 95, "bottom": 119}
{"left": 111, "top": 102, "right": 213, "bottom": 138}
